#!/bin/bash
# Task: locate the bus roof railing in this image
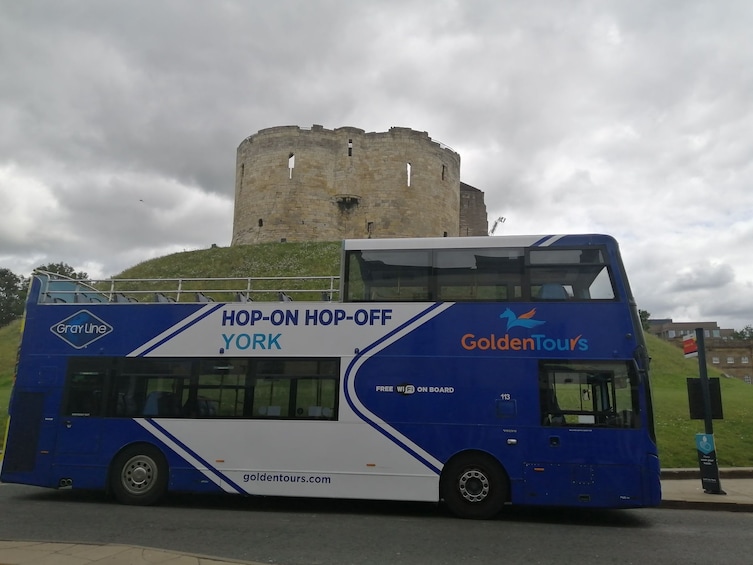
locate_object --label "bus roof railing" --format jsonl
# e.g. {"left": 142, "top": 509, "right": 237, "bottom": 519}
{"left": 34, "top": 271, "right": 340, "bottom": 304}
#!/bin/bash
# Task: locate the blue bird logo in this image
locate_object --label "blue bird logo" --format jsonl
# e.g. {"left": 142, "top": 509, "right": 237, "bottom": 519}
{"left": 500, "top": 308, "right": 546, "bottom": 331}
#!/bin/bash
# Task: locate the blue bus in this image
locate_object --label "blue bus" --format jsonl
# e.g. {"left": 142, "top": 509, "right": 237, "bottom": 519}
{"left": 1, "top": 235, "right": 660, "bottom": 518}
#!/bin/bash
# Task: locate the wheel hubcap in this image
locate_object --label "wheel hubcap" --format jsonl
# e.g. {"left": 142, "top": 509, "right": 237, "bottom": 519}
{"left": 458, "top": 469, "right": 490, "bottom": 503}
{"left": 121, "top": 456, "right": 156, "bottom": 494}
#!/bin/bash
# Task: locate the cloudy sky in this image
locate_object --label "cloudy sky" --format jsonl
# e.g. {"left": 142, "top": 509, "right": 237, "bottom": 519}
{"left": 1, "top": 1, "right": 752, "bottom": 330}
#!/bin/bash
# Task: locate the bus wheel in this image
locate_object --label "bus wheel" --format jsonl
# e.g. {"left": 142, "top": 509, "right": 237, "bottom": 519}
{"left": 440, "top": 454, "right": 508, "bottom": 519}
{"left": 110, "top": 444, "right": 168, "bottom": 506}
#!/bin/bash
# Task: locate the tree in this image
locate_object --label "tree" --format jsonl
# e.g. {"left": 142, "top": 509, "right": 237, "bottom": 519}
{"left": 0, "top": 263, "right": 88, "bottom": 327}
{"left": 35, "top": 262, "right": 89, "bottom": 280}
{"left": 0, "top": 268, "right": 27, "bottom": 326}
{"left": 732, "top": 325, "right": 753, "bottom": 340}
{"left": 639, "top": 309, "right": 651, "bottom": 331}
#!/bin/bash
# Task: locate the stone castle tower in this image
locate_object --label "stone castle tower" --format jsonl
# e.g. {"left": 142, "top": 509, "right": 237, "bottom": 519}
{"left": 232, "top": 125, "right": 487, "bottom": 245}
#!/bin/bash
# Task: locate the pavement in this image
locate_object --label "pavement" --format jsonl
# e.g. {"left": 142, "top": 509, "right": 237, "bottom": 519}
{"left": 658, "top": 467, "right": 753, "bottom": 511}
{"left": 1, "top": 469, "right": 752, "bottom": 565}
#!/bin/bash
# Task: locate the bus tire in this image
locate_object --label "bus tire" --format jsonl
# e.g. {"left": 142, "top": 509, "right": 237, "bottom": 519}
{"left": 110, "top": 444, "right": 168, "bottom": 506}
{"left": 440, "top": 453, "right": 508, "bottom": 519}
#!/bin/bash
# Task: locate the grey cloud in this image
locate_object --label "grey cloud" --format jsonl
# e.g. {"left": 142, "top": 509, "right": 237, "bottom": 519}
{"left": 697, "top": 281, "right": 753, "bottom": 329}
{"left": 671, "top": 262, "right": 735, "bottom": 292}
{"left": 1, "top": 0, "right": 753, "bottom": 329}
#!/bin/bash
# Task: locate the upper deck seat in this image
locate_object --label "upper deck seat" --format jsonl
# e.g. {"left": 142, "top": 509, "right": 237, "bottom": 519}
{"left": 537, "top": 283, "right": 569, "bottom": 300}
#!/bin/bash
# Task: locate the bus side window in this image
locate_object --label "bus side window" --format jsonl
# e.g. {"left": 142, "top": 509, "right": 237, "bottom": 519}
{"left": 64, "top": 372, "right": 105, "bottom": 417}
{"left": 540, "top": 388, "right": 566, "bottom": 426}
{"left": 539, "top": 360, "right": 640, "bottom": 428}
{"left": 143, "top": 391, "right": 181, "bottom": 417}
{"left": 116, "top": 393, "right": 138, "bottom": 416}
{"left": 528, "top": 247, "right": 616, "bottom": 301}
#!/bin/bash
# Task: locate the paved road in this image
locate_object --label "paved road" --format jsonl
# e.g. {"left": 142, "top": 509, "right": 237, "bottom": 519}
{"left": 1, "top": 484, "right": 752, "bottom": 565}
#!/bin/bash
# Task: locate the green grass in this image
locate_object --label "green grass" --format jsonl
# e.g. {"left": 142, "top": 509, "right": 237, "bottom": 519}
{"left": 648, "top": 332, "right": 753, "bottom": 467}
{"left": 119, "top": 240, "right": 341, "bottom": 280}
{"left": 0, "top": 319, "right": 22, "bottom": 447}
{"left": 109, "top": 241, "right": 343, "bottom": 302}
{"left": 1, "top": 241, "right": 753, "bottom": 467}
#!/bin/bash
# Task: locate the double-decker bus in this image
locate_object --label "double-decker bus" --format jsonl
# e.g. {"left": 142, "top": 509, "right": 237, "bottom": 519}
{"left": 1, "top": 235, "right": 660, "bottom": 518}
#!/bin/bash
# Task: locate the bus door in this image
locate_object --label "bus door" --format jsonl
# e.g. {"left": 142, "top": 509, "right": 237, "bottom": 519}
{"left": 56, "top": 368, "right": 106, "bottom": 455}
{"left": 523, "top": 360, "right": 643, "bottom": 506}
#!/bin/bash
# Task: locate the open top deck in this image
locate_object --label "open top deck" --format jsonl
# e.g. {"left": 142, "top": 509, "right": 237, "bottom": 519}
{"left": 34, "top": 271, "right": 340, "bottom": 304}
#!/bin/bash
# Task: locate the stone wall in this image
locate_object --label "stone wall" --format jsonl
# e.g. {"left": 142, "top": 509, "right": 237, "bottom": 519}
{"left": 232, "top": 125, "right": 486, "bottom": 245}
{"left": 459, "top": 182, "right": 489, "bottom": 236}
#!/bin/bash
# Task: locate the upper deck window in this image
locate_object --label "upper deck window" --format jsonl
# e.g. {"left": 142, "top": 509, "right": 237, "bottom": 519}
{"left": 344, "top": 245, "right": 617, "bottom": 303}
{"left": 347, "top": 250, "right": 432, "bottom": 301}
{"left": 528, "top": 248, "right": 605, "bottom": 265}
{"left": 527, "top": 248, "right": 615, "bottom": 301}
{"left": 434, "top": 248, "right": 524, "bottom": 301}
